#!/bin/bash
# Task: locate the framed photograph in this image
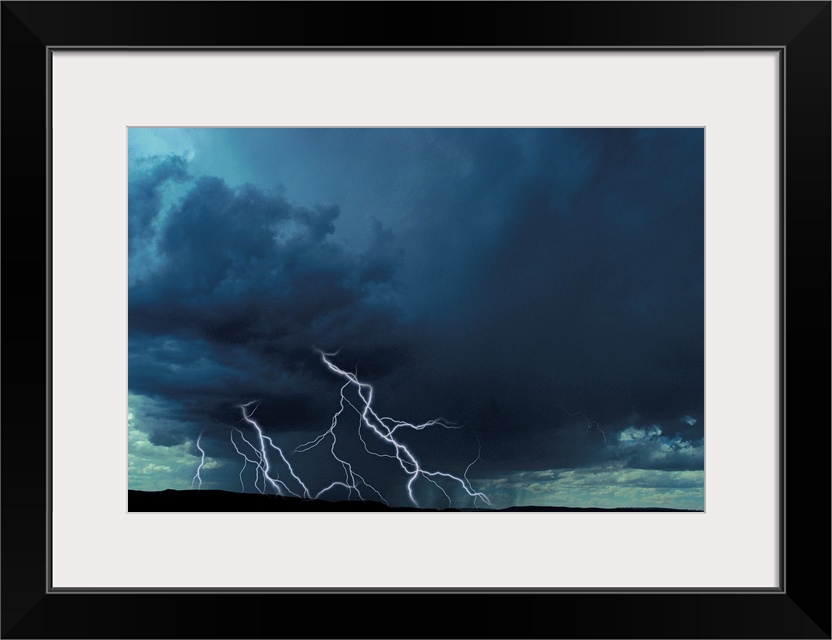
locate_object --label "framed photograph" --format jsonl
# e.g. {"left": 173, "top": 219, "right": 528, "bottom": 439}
{"left": 3, "top": 2, "right": 829, "bottom": 638}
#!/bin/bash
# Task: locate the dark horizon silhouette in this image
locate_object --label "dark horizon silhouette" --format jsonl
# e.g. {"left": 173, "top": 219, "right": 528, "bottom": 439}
{"left": 128, "top": 489, "right": 702, "bottom": 513}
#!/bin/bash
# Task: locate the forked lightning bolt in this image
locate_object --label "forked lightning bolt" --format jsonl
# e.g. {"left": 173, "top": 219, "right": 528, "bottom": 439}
{"left": 210, "top": 349, "right": 491, "bottom": 508}
{"left": 294, "top": 349, "right": 490, "bottom": 508}
{"left": 230, "top": 401, "right": 311, "bottom": 499}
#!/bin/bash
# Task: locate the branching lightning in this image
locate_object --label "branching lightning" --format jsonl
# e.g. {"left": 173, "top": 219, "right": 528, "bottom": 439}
{"left": 199, "top": 349, "right": 491, "bottom": 509}
{"left": 230, "top": 401, "right": 311, "bottom": 499}
{"left": 299, "top": 349, "right": 490, "bottom": 508}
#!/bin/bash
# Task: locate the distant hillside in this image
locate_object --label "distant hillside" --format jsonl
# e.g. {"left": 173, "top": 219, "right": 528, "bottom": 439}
{"left": 128, "top": 490, "right": 701, "bottom": 513}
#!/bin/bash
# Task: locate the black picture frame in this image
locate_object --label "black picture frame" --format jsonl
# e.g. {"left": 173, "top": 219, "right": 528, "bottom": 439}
{"left": 2, "top": 2, "right": 829, "bottom": 638}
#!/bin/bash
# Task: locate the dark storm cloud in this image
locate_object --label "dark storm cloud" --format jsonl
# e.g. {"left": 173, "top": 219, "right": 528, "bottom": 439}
{"left": 335, "top": 128, "right": 705, "bottom": 475}
{"left": 129, "top": 164, "right": 413, "bottom": 442}
{"left": 611, "top": 421, "right": 704, "bottom": 471}
{"left": 128, "top": 155, "right": 189, "bottom": 252}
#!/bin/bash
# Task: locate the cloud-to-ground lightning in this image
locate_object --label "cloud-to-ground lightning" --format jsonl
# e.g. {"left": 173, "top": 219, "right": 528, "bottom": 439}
{"left": 230, "top": 401, "right": 311, "bottom": 499}
{"left": 191, "top": 432, "right": 205, "bottom": 489}
{"left": 205, "top": 349, "right": 490, "bottom": 509}
{"left": 294, "top": 349, "right": 490, "bottom": 508}
{"left": 559, "top": 405, "right": 607, "bottom": 443}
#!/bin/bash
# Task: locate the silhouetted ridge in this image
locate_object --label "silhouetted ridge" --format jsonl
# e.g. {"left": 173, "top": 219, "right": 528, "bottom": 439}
{"left": 128, "top": 490, "right": 700, "bottom": 512}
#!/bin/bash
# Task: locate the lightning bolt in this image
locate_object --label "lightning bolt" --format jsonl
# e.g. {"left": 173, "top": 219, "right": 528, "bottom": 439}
{"left": 191, "top": 432, "right": 205, "bottom": 489}
{"left": 230, "top": 401, "right": 311, "bottom": 499}
{"left": 293, "top": 374, "right": 389, "bottom": 504}
{"left": 229, "top": 427, "right": 261, "bottom": 492}
{"left": 205, "top": 349, "right": 490, "bottom": 509}
{"left": 299, "top": 349, "right": 491, "bottom": 508}
{"left": 559, "top": 405, "right": 607, "bottom": 443}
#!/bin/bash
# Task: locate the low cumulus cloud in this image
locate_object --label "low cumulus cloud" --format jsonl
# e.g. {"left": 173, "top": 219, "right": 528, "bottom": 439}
{"left": 479, "top": 465, "right": 704, "bottom": 509}
{"left": 128, "top": 394, "right": 221, "bottom": 490}
{"left": 613, "top": 420, "right": 704, "bottom": 471}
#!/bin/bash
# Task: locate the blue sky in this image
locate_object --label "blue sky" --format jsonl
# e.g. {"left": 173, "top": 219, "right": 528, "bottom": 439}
{"left": 128, "top": 128, "right": 704, "bottom": 510}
